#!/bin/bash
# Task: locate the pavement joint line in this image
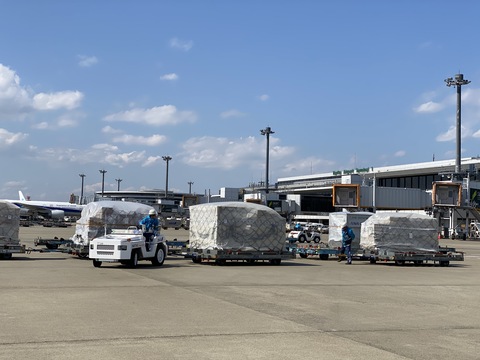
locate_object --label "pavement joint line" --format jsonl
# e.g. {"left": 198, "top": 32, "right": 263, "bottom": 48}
{"left": 1, "top": 324, "right": 479, "bottom": 347}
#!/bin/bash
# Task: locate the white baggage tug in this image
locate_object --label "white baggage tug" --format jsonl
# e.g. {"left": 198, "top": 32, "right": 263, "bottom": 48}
{"left": 89, "top": 226, "right": 168, "bottom": 268}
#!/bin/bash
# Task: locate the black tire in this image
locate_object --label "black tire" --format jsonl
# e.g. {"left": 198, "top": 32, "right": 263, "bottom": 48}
{"left": 298, "top": 235, "right": 306, "bottom": 243}
{"left": 93, "top": 260, "right": 102, "bottom": 268}
{"left": 439, "top": 261, "right": 450, "bottom": 267}
{"left": 191, "top": 255, "right": 202, "bottom": 263}
{"left": 414, "top": 260, "right": 423, "bottom": 266}
{"left": 395, "top": 260, "right": 405, "bottom": 266}
{"left": 151, "top": 244, "right": 166, "bottom": 266}
{"left": 369, "top": 257, "right": 377, "bottom": 264}
{"left": 46, "top": 243, "right": 59, "bottom": 250}
{"left": 1, "top": 253, "right": 13, "bottom": 260}
{"left": 269, "top": 259, "right": 281, "bottom": 265}
{"left": 313, "top": 237, "right": 320, "bottom": 244}
{"left": 299, "top": 253, "right": 308, "bottom": 258}
{"left": 128, "top": 250, "right": 139, "bottom": 268}
{"left": 319, "top": 253, "right": 329, "bottom": 260}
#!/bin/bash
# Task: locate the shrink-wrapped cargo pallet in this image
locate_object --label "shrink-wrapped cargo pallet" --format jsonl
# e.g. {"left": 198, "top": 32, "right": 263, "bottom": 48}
{"left": 71, "top": 201, "right": 154, "bottom": 247}
{"left": 360, "top": 212, "right": 439, "bottom": 253}
{"left": 0, "top": 201, "right": 20, "bottom": 243}
{"left": 189, "top": 202, "right": 286, "bottom": 251}
{"left": 328, "top": 212, "right": 373, "bottom": 252}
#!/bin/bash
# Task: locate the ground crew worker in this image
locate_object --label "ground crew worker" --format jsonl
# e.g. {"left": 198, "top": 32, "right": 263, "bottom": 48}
{"left": 338, "top": 223, "right": 355, "bottom": 264}
{"left": 139, "top": 209, "right": 159, "bottom": 251}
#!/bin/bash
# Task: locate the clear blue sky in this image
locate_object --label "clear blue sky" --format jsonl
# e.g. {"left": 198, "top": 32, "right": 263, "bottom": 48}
{"left": 0, "top": 0, "right": 479, "bottom": 201}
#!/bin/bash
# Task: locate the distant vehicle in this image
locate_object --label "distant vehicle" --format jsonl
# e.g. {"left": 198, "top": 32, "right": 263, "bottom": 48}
{"left": 316, "top": 224, "right": 329, "bottom": 234}
{"left": 287, "top": 226, "right": 322, "bottom": 243}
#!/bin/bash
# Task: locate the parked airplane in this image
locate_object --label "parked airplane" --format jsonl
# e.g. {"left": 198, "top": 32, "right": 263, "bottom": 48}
{"left": 2, "top": 191, "right": 85, "bottom": 219}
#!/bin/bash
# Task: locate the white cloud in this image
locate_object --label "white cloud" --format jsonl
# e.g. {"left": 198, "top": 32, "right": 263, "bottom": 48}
{"left": 142, "top": 155, "right": 162, "bottom": 167}
{"left": 57, "top": 116, "right": 78, "bottom": 128}
{"left": 0, "top": 64, "right": 32, "bottom": 116}
{"left": 170, "top": 37, "right": 193, "bottom": 51}
{"left": 92, "top": 143, "right": 119, "bottom": 151}
{"left": 112, "top": 134, "right": 167, "bottom": 146}
{"left": 77, "top": 55, "right": 98, "bottom": 67}
{"left": 32, "top": 122, "right": 49, "bottom": 130}
{"left": 180, "top": 135, "right": 294, "bottom": 171}
{"left": 26, "top": 143, "right": 147, "bottom": 168}
{"left": 220, "top": 109, "right": 246, "bottom": 119}
{"left": 394, "top": 150, "right": 406, "bottom": 157}
{"left": 282, "top": 156, "right": 334, "bottom": 174}
{"left": 436, "top": 125, "right": 471, "bottom": 142}
{"left": 258, "top": 94, "right": 269, "bottom": 101}
{"left": 414, "top": 101, "right": 443, "bottom": 113}
{"left": 105, "top": 151, "right": 146, "bottom": 167}
{"left": 33, "top": 91, "right": 84, "bottom": 110}
{"left": 160, "top": 73, "right": 178, "bottom": 81}
{"left": 0, "top": 64, "right": 85, "bottom": 124}
{"left": 436, "top": 126, "right": 456, "bottom": 142}
{"left": 102, "top": 125, "right": 123, "bottom": 134}
{"left": 181, "top": 136, "right": 260, "bottom": 169}
{"left": 104, "top": 105, "right": 197, "bottom": 126}
{"left": 0, "top": 128, "right": 28, "bottom": 147}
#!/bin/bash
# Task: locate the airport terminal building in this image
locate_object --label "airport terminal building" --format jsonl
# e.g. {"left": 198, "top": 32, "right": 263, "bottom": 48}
{"left": 95, "top": 157, "right": 480, "bottom": 237}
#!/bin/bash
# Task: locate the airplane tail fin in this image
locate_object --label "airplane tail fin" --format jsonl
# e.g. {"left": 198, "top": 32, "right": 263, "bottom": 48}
{"left": 19, "top": 191, "right": 26, "bottom": 201}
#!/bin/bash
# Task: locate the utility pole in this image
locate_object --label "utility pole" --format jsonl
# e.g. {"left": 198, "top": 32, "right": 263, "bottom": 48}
{"left": 79, "top": 174, "right": 85, "bottom": 204}
{"left": 162, "top": 156, "right": 172, "bottom": 198}
{"left": 188, "top": 181, "right": 194, "bottom": 194}
{"left": 115, "top": 178, "right": 122, "bottom": 191}
{"left": 445, "top": 73, "right": 471, "bottom": 177}
{"left": 99, "top": 169, "right": 107, "bottom": 197}
{"left": 260, "top": 126, "right": 274, "bottom": 193}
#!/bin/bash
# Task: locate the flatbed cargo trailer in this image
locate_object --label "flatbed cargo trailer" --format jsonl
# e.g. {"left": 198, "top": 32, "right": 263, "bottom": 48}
{"left": 165, "top": 240, "right": 189, "bottom": 256}
{"left": 0, "top": 241, "right": 25, "bottom": 259}
{"left": 189, "top": 248, "right": 294, "bottom": 265}
{"left": 34, "top": 237, "right": 73, "bottom": 250}
{"left": 367, "top": 246, "right": 464, "bottom": 266}
{"left": 287, "top": 242, "right": 369, "bottom": 261}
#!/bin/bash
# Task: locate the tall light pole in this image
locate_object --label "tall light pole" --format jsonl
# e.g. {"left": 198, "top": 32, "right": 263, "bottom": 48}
{"left": 99, "top": 169, "right": 107, "bottom": 197}
{"left": 79, "top": 174, "right": 85, "bottom": 204}
{"left": 445, "top": 73, "right": 471, "bottom": 176}
{"left": 115, "top": 178, "right": 122, "bottom": 191}
{"left": 188, "top": 181, "right": 194, "bottom": 194}
{"left": 162, "top": 156, "right": 172, "bottom": 198}
{"left": 260, "top": 126, "right": 274, "bottom": 193}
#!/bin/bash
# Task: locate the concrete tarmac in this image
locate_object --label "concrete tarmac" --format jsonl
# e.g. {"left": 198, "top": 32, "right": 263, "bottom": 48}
{"left": 0, "top": 225, "right": 479, "bottom": 360}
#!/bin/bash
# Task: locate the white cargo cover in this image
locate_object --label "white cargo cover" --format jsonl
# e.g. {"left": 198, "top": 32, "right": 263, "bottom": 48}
{"left": 189, "top": 202, "right": 286, "bottom": 251}
{"left": 0, "top": 201, "right": 20, "bottom": 243}
{"left": 360, "top": 212, "right": 439, "bottom": 253}
{"left": 328, "top": 212, "right": 373, "bottom": 252}
{"left": 72, "top": 201, "right": 154, "bottom": 246}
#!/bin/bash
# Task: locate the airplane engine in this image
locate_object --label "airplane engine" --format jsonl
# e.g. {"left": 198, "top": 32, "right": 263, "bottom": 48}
{"left": 50, "top": 210, "right": 65, "bottom": 220}
{"left": 19, "top": 208, "right": 30, "bottom": 217}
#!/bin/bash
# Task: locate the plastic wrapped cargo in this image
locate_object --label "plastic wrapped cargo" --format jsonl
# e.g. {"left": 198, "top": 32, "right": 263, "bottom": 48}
{"left": 71, "top": 201, "right": 154, "bottom": 247}
{"left": 328, "top": 212, "right": 373, "bottom": 252}
{"left": 0, "top": 201, "right": 20, "bottom": 243}
{"left": 360, "top": 212, "right": 439, "bottom": 253}
{"left": 189, "top": 202, "right": 286, "bottom": 251}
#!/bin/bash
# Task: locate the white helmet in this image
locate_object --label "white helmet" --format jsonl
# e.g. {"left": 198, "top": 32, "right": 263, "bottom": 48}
{"left": 149, "top": 209, "right": 157, "bottom": 216}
